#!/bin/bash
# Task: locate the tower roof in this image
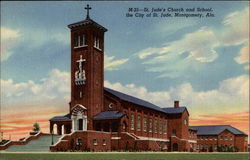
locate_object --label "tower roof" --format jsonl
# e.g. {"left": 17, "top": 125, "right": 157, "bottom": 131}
{"left": 68, "top": 4, "right": 107, "bottom": 32}
{"left": 68, "top": 18, "right": 107, "bottom": 32}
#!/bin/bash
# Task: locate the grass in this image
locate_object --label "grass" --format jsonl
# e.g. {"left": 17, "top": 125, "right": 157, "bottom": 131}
{"left": 0, "top": 152, "right": 249, "bottom": 160}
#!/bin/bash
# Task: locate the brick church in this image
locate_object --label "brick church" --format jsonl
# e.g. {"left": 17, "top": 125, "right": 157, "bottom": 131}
{"left": 48, "top": 5, "right": 248, "bottom": 152}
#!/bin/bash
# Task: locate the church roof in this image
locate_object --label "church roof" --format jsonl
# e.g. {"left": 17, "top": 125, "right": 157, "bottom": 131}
{"left": 104, "top": 88, "right": 187, "bottom": 114}
{"left": 189, "top": 125, "right": 247, "bottom": 136}
{"left": 93, "top": 111, "right": 125, "bottom": 120}
{"left": 68, "top": 18, "right": 107, "bottom": 32}
{"left": 104, "top": 88, "right": 166, "bottom": 113}
{"left": 49, "top": 114, "right": 71, "bottom": 121}
{"left": 162, "top": 107, "right": 187, "bottom": 114}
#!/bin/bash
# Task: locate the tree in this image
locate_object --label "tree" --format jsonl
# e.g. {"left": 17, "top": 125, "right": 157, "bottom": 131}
{"left": 32, "top": 122, "right": 40, "bottom": 132}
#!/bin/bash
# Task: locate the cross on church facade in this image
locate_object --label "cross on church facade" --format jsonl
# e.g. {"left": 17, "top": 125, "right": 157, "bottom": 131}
{"left": 85, "top": 4, "right": 92, "bottom": 19}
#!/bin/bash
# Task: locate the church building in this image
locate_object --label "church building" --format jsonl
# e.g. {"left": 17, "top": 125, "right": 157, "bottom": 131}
{"left": 49, "top": 5, "right": 196, "bottom": 152}
{"left": 48, "top": 5, "right": 247, "bottom": 152}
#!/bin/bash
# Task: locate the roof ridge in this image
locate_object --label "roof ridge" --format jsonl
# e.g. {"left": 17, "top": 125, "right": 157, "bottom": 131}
{"left": 104, "top": 87, "right": 161, "bottom": 107}
{"left": 190, "top": 125, "right": 230, "bottom": 127}
{"left": 104, "top": 87, "right": 166, "bottom": 113}
{"left": 104, "top": 87, "right": 188, "bottom": 115}
{"left": 163, "top": 106, "right": 186, "bottom": 109}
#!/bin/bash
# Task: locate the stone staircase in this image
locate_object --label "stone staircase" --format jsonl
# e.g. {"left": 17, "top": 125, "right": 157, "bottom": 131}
{"left": 125, "top": 132, "right": 140, "bottom": 140}
{"left": 3, "top": 135, "right": 61, "bottom": 152}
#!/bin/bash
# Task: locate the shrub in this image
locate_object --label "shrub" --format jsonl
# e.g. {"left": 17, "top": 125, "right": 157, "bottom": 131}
{"left": 32, "top": 122, "right": 40, "bottom": 132}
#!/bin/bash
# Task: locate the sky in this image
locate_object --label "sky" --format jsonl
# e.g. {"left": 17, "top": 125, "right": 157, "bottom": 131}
{"left": 0, "top": 1, "right": 249, "bottom": 140}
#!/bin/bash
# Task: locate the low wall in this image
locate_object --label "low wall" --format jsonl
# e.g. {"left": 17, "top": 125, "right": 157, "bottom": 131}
{"left": 0, "top": 132, "right": 51, "bottom": 150}
{"left": 50, "top": 131, "right": 111, "bottom": 152}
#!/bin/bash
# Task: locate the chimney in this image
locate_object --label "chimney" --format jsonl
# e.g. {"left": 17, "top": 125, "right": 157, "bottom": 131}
{"left": 174, "top": 101, "right": 179, "bottom": 108}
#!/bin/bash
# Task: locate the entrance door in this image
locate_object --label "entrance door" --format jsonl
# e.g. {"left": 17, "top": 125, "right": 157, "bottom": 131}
{"left": 78, "top": 119, "right": 83, "bottom": 130}
{"left": 173, "top": 143, "right": 178, "bottom": 151}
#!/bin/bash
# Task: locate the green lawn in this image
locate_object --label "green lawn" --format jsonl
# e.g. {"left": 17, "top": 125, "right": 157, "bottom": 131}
{"left": 0, "top": 152, "right": 248, "bottom": 160}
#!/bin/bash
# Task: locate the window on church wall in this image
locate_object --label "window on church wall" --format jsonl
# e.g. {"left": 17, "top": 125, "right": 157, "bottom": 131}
{"left": 76, "top": 138, "right": 82, "bottom": 146}
{"left": 163, "top": 120, "right": 167, "bottom": 134}
{"left": 172, "top": 129, "right": 176, "bottom": 136}
{"left": 102, "top": 139, "right": 106, "bottom": 145}
{"left": 214, "top": 144, "right": 217, "bottom": 150}
{"left": 143, "top": 117, "right": 147, "bottom": 132}
{"left": 137, "top": 115, "right": 141, "bottom": 131}
{"left": 245, "top": 137, "right": 248, "bottom": 141}
{"left": 93, "top": 139, "right": 98, "bottom": 145}
{"left": 131, "top": 113, "right": 135, "bottom": 130}
{"left": 184, "top": 119, "right": 187, "bottom": 125}
{"left": 159, "top": 120, "right": 162, "bottom": 134}
{"left": 149, "top": 118, "right": 152, "bottom": 132}
{"left": 94, "top": 36, "right": 101, "bottom": 50}
{"left": 74, "top": 34, "right": 86, "bottom": 48}
{"left": 154, "top": 120, "right": 158, "bottom": 133}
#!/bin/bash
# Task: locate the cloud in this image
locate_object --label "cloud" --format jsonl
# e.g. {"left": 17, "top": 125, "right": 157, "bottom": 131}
{"left": 105, "top": 74, "right": 249, "bottom": 135}
{"left": 1, "top": 69, "right": 70, "bottom": 140}
{"left": 139, "top": 27, "right": 219, "bottom": 63}
{"left": 234, "top": 42, "right": 249, "bottom": 70}
{"left": 190, "top": 111, "right": 249, "bottom": 135}
{"left": 0, "top": 26, "right": 69, "bottom": 62}
{"left": 104, "top": 55, "right": 128, "bottom": 71}
{"left": 136, "top": 7, "right": 249, "bottom": 77}
{"left": 153, "top": 19, "right": 196, "bottom": 36}
{"left": 20, "top": 27, "right": 69, "bottom": 50}
{"left": 220, "top": 7, "right": 249, "bottom": 45}
{"left": 0, "top": 27, "right": 21, "bottom": 61}
{"left": 1, "top": 69, "right": 70, "bottom": 102}
{"left": 105, "top": 74, "right": 249, "bottom": 115}
{"left": 1, "top": 68, "right": 248, "bottom": 139}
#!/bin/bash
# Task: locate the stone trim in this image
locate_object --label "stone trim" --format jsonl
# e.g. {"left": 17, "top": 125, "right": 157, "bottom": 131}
{"left": 137, "top": 136, "right": 169, "bottom": 142}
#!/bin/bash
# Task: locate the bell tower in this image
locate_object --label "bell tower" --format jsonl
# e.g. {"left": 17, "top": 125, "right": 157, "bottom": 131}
{"left": 68, "top": 5, "right": 107, "bottom": 130}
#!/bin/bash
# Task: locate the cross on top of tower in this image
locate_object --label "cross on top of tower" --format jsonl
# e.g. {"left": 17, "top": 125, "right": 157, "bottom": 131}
{"left": 84, "top": 4, "right": 92, "bottom": 19}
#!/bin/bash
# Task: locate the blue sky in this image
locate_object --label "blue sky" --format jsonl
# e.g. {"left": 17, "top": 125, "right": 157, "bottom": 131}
{"left": 1, "top": 1, "right": 249, "bottom": 140}
{"left": 1, "top": 1, "right": 248, "bottom": 92}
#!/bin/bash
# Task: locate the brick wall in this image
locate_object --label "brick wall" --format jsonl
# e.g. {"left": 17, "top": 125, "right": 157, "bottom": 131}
{"left": 235, "top": 135, "right": 248, "bottom": 152}
{"left": 196, "top": 130, "right": 248, "bottom": 152}
{"left": 50, "top": 131, "right": 111, "bottom": 152}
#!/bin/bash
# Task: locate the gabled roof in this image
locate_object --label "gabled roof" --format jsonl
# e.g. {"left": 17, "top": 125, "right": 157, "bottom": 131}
{"left": 68, "top": 18, "right": 107, "bottom": 32}
{"left": 104, "top": 88, "right": 166, "bottom": 113}
{"left": 93, "top": 111, "right": 125, "bottom": 120}
{"left": 104, "top": 88, "right": 188, "bottom": 115}
{"left": 189, "top": 125, "right": 247, "bottom": 136}
{"left": 162, "top": 107, "right": 187, "bottom": 114}
{"left": 50, "top": 114, "right": 71, "bottom": 121}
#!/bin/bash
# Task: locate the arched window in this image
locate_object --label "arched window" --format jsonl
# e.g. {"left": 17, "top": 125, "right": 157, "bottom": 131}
{"left": 155, "top": 120, "right": 158, "bottom": 133}
{"left": 143, "top": 117, "right": 147, "bottom": 132}
{"left": 163, "top": 120, "right": 167, "bottom": 134}
{"left": 172, "top": 129, "right": 176, "bottom": 136}
{"left": 131, "top": 113, "right": 134, "bottom": 130}
{"left": 137, "top": 115, "right": 141, "bottom": 131}
{"left": 94, "top": 36, "right": 101, "bottom": 49}
{"left": 159, "top": 120, "right": 162, "bottom": 134}
{"left": 149, "top": 118, "right": 152, "bottom": 132}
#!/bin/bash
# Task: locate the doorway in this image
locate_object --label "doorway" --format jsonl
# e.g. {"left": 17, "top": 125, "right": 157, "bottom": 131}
{"left": 173, "top": 143, "right": 178, "bottom": 151}
{"left": 78, "top": 119, "right": 83, "bottom": 130}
